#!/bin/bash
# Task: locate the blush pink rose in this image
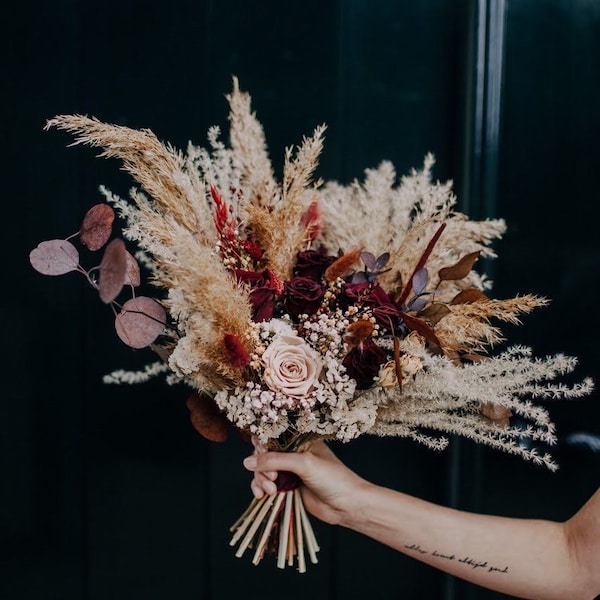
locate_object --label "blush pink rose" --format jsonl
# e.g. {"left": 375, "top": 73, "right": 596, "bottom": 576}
{"left": 262, "top": 335, "right": 323, "bottom": 398}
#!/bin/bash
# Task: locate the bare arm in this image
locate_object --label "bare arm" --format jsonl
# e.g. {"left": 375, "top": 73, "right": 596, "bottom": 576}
{"left": 243, "top": 443, "right": 600, "bottom": 600}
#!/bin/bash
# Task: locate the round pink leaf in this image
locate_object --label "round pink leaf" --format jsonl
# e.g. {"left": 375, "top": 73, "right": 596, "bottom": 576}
{"left": 124, "top": 251, "right": 141, "bottom": 287}
{"left": 80, "top": 203, "right": 115, "bottom": 251}
{"left": 29, "top": 239, "right": 80, "bottom": 276}
{"left": 98, "top": 238, "right": 127, "bottom": 303}
{"left": 115, "top": 297, "right": 167, "bottom": 349}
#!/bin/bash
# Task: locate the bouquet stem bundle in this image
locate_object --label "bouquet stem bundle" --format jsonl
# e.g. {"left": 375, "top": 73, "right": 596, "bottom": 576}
{"left": 230, "top": 488, "right": 319, "bottom": 572}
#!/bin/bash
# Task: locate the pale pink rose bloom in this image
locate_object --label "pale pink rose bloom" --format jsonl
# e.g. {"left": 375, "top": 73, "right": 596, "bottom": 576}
{"left": 262, "top": 335, "right": 323, "bottom": 398}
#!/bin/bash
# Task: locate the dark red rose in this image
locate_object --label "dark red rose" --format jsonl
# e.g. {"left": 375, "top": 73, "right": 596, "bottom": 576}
{"left": 283, "top": 277, "right": 325, "bottom": 319}
{"left": 235, "top": 269, "right": 278, "bottom": 322}
{"left": 294, "top": 250, "right": 336, "bottom": 280}
{"left": 342, "top": 339, "right": 387, "bottom": 390}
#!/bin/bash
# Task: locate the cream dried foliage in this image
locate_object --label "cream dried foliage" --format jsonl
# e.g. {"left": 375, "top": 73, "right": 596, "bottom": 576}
{"left": 369, "top": 346, "right": 593, "bottom": 470}
{"left": 318, "top": 161, "right": 409, "bottom": 254}
{"left": 435, "top": 295, "right": 549, "bottom": 354}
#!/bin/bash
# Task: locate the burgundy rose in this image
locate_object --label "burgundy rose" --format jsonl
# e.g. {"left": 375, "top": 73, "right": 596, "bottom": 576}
{"left": 294, "top": 250, "right": 336, "bottom": 280}
{"left": 235, "top": 269, "right": 279, "bottom": 322}
{"left": 283, "top": 277, "right": 325, "bottom": 319}
{"left": 342, "top": 339, "right": 387, "bottom": 390}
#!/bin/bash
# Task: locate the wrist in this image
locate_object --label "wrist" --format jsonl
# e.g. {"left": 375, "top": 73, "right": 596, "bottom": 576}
{"left": 337, "top": 479, "right": 379, "bottom": 530}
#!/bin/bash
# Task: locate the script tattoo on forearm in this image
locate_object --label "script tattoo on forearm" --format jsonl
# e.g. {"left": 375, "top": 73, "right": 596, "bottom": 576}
{"left": 404, "top": 543, "right": 509, "bottom": 574}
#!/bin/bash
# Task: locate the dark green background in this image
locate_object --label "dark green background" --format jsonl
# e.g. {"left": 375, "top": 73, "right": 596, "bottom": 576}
{"left": 4, "top": 1, "right": 599, "bottom": 598}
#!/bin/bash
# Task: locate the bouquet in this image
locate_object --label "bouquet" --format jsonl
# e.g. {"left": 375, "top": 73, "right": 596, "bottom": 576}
{"left": 30, "top": 78, "right": 593, "bottom": 572}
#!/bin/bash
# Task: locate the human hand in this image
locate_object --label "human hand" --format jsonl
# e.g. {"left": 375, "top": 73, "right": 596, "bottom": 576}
{"left": 243, "top": 440, "right": 370, "bottom": 526}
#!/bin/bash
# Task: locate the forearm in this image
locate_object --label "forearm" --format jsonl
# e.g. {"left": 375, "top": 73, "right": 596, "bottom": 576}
{"left": 342, "top": 483, "right": 591, "bottom": 600}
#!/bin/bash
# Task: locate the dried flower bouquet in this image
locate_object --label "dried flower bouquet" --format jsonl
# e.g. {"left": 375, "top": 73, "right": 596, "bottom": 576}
{"left": 31, "top": 78, "right": 592, "bottom": 572}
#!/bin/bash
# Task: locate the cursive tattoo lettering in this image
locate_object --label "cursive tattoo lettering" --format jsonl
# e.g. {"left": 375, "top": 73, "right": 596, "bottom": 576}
{"left": 403, "top": 543, "right": 509, "bottom": 575}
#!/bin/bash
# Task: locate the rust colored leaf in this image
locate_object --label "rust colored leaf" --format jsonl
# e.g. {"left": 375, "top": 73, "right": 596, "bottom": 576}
{"left": 438, "top": 251, "right": 480, "bottom": 281}
{"left": 115, "top": 296, "right": 166, "bottom": 348}
{"left": 124, "top": 251, "right": 141, "bottom": 287}
{"left": 186, "top": 391, "right": 229, "bottom": 443}
{"left": 418, "top": 303, "right": 451, "bottom": 325}
{"left": 29, "top": 239, "right": 79, "bottom": 276}
{"left": 98, "top": 238, "right": 127, "bottom": 303}
{"left": 450, "top": 288, "right": 488, "bottom": 305}
{"left": 481, "top": 402, "right": 512, "bottom": 426}
{"left": 400, "top": 311, "right": 441, "bottom": 348}
{"left": 324, "top": 249, "right": 361, "bottom": 282}
{"left": 80, "top": 203, "right": 115, "bottom": 251}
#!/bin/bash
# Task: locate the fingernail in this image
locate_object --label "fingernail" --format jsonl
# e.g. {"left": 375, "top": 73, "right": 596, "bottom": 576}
{"left": 243, "top": 456, "right": 257, "bottom": 469}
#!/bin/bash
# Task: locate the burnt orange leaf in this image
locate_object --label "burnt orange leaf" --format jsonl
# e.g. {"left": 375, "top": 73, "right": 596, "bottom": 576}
{"left": 29, "top": 239, "right": 79, "bottom": 276}
{"left": 438, "top": 251, "right": 480, "bottom": 281}
{"left": 400, "top": 311, "right": 441, "bottom": 348}
{"left": 80, "top": 203, "right": 115, "bottom": 251}
{"left": 115, "top": 296, "right": 166, "bottom": 348}
{"left": 186, "top": 391, "right": 229, "bottom": 443}
{"left": 324, "top": 249, "right": 361, "bottom": 282}
{"left": 124, "top": 251, "right": 141, "bottom": 287}
{"left": 450, "top": 288, "right": 488, "bottom": 305}
{"left": 98, "top": 239, "right": 127, "bottom": 303}
{"left": 417, "top": 303, "right": 451, "bottom": 325}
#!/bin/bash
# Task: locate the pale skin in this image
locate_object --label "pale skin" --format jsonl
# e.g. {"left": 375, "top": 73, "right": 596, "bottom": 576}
{"left": 243, "top": 441, "right": 600, "bottom": 600}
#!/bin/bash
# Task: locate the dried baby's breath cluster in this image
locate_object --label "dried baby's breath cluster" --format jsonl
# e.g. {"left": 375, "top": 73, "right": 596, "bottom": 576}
{"left": 44, "top": 78, "right": 593, "bottom": 473}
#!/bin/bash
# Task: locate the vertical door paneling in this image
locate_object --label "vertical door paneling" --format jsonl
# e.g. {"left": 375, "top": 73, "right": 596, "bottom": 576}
{"left": 477, "top": 1, "right": 600, "bottom": 598}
